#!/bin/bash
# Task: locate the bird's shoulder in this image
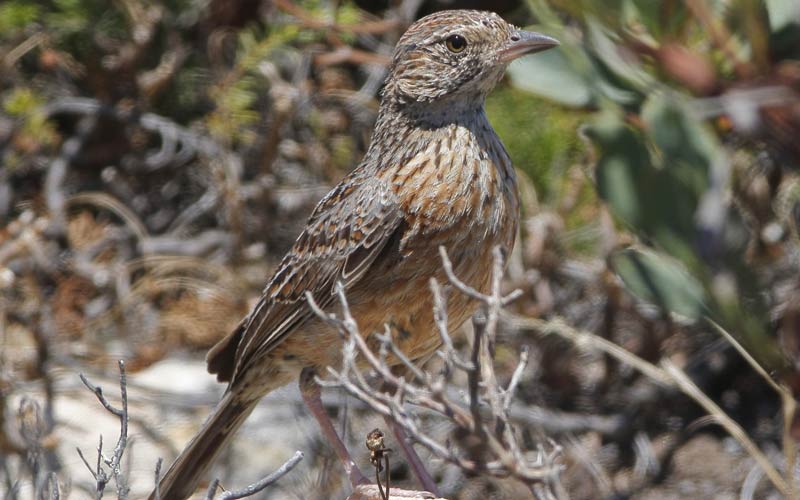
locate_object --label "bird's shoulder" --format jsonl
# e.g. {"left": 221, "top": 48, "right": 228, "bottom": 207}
{"left": 264, "top": 171, "right": 404, "bottom": 303}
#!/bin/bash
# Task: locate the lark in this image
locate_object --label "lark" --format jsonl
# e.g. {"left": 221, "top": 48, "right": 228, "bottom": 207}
{"left": 153, "top": 10, "right": 557, "bottom": 499}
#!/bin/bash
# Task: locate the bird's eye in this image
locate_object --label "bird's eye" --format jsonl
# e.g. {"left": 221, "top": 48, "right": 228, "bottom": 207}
{"left": 445, "top": 34, "right": 467, "bottom": 53}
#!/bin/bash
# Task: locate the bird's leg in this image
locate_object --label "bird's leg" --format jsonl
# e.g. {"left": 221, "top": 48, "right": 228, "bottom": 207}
{"left": 383, "top": 415, "right": 440, "bottom": 496}
{"left": 300, "top": 368, "right": 370, "bottom": 487}
{"left": 300, "top": 370, "right": 440, "bottom": 499}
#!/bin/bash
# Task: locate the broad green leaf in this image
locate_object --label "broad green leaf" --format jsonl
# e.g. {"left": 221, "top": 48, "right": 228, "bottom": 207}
{"left": 507, "top": 47, "right": 593, "bottom": 108}
{"left": 611, "top": 248, "right": 706, "bottom": 320}
{"left": 641, "top": 92, "right": 720, "bottom": 176}
{"left": 765, "top": 0, "right": 799, "bottom": 32}
{"left": 587, "top": 18, "right": 653, "bottom": 92}
{"left": 587, "top": 111, "right": 651, "bottom": 229}
{"left": 485, "top": 87, "right": 583, "bottom": 201}
{"left": 587, "top": 110, "right": 701, "bottom": 256}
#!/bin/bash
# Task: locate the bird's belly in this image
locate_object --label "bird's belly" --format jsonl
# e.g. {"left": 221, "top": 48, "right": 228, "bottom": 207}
{"left": 277, "top": 167, "right": 517, "bottom": 373}
{"left": 265, "top": 231, "right": 502, "bottom": 379}
{"left": 345, "top": 218, "right": 508, "bottom": 363}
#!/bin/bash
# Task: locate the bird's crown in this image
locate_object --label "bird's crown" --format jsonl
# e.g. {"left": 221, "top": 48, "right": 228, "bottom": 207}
{"left": 383, "top": 10, "right": 557, "bottom": 107}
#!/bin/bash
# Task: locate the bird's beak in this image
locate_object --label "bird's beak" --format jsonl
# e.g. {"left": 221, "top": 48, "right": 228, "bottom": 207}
{"left": 498, "top": 30, "right": 559, "bottom": 63}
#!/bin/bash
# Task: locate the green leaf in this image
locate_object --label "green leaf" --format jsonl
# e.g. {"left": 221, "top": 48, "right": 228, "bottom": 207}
{"left": 506, "top": 47, "right": 593, "bottom": 108}
{"left": 765, "top": 0, "right": 798, "bottom": 32}
{"left": 611, "top": 248, "right": 706, "bottom": 320}
{"left": 626, "top": 0, "right": 690, "bottom": 39}
{"left": 587, "top": 111, "right": 653, "bottom": 231}
{"left": 485, "top": 87, "right": 583, "bottom": 201}
{"left": 588, "top": 98, "right": 718, "bottom": 258}
{"left": 641, "top": 92, "right": 720, "bottom": 175}
{"left": 3, "top": 88, "right": 43, "bottom": 115}
{"left": 586, "top": 18, "right": 653, "bottom": 92}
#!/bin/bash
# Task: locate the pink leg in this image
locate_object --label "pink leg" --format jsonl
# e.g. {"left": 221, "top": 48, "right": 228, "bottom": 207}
{"left": 300, "top": 368, "right": 369, "bottom": 487}
{"left": 384, "top": 415, "right": 440, "bottom": 496}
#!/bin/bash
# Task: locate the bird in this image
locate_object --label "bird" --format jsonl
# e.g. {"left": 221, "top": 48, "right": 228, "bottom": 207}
{"left": 152, "top": 9, "right": 557, "bottom": 500}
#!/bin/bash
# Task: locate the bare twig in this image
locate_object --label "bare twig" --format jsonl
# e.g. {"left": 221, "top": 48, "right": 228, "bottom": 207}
{"left": 152, "top": 458, "right": 163, "bottom": 500}
{"left": 503, "top": 346, "right": 529, "bottom": 413}
{"left": 204, "top": 479, "right": 221, "bottom": 500}
{"left": 660, "top": 360, "right": 790, "bottom": 497}
{"left": 429, "top": 278, "right": 473, "bottom": 371}
{"left": 76, "top": 360, "right": 130, "bottom": 499}
{"left": 46, "top": 114, "right": 98, "bottom": 236}
{"left": 511, "top": 313, "right": 794, "bottom": 497}
{"left": 507, "top": 315, "right": 674, "bottom": 386}
{"left": 307, "top": 246, "right": 565, "bottom": 497}
{"left": 707, "top": 318, "right": 798, "bottom": 498}
{"left": 203, "top": 450, "right": 304, "bottom": 500}
{"left": 46, "top": 472, "right": 60, "bottom": 500}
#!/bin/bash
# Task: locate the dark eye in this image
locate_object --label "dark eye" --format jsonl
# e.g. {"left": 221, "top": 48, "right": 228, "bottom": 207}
{"left": 445, "top": 34, "right": 467, "bottom": 53}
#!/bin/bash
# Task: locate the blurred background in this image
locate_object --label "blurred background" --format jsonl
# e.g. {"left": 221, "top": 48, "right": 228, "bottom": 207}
{"left": 2, "top": 0, "right": 800, "bottom": 498}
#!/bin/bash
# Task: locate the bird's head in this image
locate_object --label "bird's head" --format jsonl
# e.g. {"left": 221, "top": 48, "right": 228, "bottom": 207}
{"left": 383, "top": 10, "right": 558, "bottom": 108}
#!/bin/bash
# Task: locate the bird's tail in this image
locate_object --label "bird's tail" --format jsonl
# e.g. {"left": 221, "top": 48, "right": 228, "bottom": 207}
{"left": 151, "top": 392, "right": 257, "bottom": 500}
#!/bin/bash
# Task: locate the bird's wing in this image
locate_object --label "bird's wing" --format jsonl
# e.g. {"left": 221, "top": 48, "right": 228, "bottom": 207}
{"left": 212, "top": 175, "right": 404, "bottom": 385}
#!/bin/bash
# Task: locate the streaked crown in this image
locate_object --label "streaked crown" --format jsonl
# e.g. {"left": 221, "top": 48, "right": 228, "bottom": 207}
{"left": 383, "top": 10, "right": 558, "bottom": 106}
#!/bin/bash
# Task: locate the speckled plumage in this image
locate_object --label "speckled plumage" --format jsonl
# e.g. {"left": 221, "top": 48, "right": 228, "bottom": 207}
{"left": 154, "top": 10, "right": 558, "bottom": 500}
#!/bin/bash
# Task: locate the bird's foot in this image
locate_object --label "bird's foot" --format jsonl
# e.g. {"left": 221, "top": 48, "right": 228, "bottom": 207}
{"left": 347, "top": 483, "right": 445, "bottom": 499}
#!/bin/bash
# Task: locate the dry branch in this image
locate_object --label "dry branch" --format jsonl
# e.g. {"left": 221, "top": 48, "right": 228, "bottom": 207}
{"left": 509, "top": 314, "right": 795, "bottom": 498}
{"left": 307, "top": 246, "right": 565, "bottom": 499}
{"left": 202, "top": 450, "right": 304, "bottom": 500}
{"left": 77, "top": 360, "right": 130, "bottom": 499}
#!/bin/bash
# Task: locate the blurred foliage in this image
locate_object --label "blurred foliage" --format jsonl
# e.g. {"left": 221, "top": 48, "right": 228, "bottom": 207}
{"left": 3, "top": 88, "right": 59, "bottom": 167}
{"left": 206, "top": 24, "right": 302, "bottom": 146}
{"left": 3, "top": 0, "right": 800, "bottom": 497}
{"left": 485, "top": 86, "right": 584, "bottom": 202}
{"left": 0, "top": 1, "right": 41, "bottom": 34}
{"left": 510, "top": 0, "right": 800, "bottom": 373}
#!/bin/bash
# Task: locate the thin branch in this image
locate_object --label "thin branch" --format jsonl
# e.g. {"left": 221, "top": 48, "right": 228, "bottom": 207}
{"left": 502, "top": 346, "right": 529, "bottom": 412}
{"left": 76, "top": 360, "right": 129, "bottom": 499}
{"left": 707, "top": 318, "right": 798, "bottom": 498}
{"left": 429, "top": 278, "right": 473, "bottom": 371}
{"left": 308, "top": 247, "right": 565, "bottom": 496}
{"left": 152, "top": 458, "right": 163, "bottom": 500}
{"left": 47, "top": 471, "right": 60, "bottom": 500}
{"left": 661, "top": 360, "right": 790, "bottom": 496}
{"left": 511, "top": 312, "right": 792, "bottom": 497}
{"left": 508, "top": 315, "right": 674, "bottom": 386}
{"left": 204, "top": 479, "right": 221, "bottom": 500}
{"left": 706, "top": 319, "right": 784, "bottom": 395}
{"left": 213, "top": 451, "right": 304, "bottom": 500}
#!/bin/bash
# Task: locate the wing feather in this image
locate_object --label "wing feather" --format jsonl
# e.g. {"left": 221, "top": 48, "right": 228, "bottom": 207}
{"left": 210, "top": 176, "right": 404, "bottom": 385}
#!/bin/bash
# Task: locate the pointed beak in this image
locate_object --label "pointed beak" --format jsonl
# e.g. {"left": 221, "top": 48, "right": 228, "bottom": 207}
{"left": 498, "top": 30, "right": 559, "bottom": 63}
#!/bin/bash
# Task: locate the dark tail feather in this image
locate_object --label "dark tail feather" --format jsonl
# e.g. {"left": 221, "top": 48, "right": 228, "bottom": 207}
{"left": 151, "top": 392, "right": 256, "bottom": 500}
